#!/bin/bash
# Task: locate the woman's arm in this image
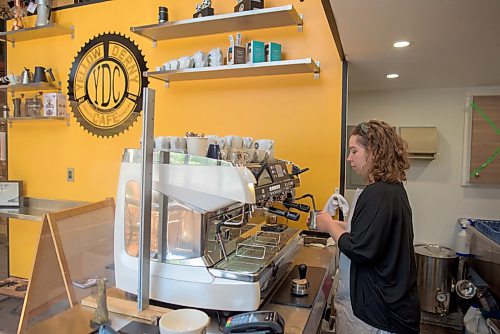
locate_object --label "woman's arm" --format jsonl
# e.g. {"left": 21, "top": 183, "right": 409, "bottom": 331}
{"left": 316, "top": 212, "right": 348, "bottom": 243}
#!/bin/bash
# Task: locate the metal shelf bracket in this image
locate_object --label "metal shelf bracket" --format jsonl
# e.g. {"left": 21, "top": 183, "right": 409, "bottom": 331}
{"left": 298, "top": 14, "right": 303, "bottom": 32}
{"left": 314, "top": 60, "right": 320, "bottom": 80}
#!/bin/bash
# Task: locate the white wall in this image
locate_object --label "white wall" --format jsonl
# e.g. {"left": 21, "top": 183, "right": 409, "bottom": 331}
{"left": 346, "top": 86, "right": 500, "bottom": 248}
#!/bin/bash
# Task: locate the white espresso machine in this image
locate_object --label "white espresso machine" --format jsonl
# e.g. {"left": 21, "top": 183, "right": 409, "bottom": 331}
{"left": 114, "top": 149, "right": 305, "bottom": 311}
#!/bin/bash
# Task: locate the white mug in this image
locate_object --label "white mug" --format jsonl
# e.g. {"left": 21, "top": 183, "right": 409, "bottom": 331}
{"left": 208, "top": 47, "right": 224, "bottom": 67}
{"left": 154, "top": 136, "right": 171, "bottom": 149}
{"left": 224, "top": 135, "right": 243, "bottom": 149}
{"left": 242, "top": 137, "right": 254, "bottom": 149}
{"left": 170, "top": 136, "right": 187, "bottom": 150}
{"left": 168, "top": 59, "right": 180, "bottom": 70}
{"left": 192, "top": 51, "right": 208, "bottom": 68}
{"left": 178, "top": 56, "right": 194, "bottom": 69}
{"left": 206, "top": 135, "right": 226, "bottom": 147}
{"left": 187, "top": 137, "right": 209, "bottom": 156}
{"left": 254, "top": 139, "right": 274, "bottom": 150}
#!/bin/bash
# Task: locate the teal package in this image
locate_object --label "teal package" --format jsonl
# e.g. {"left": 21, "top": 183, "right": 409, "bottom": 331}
{"left": 246, "top": 40, "right": 265, "bottom": 63}
{"left": 266, "top": 42, "right": 282, "bottom": 61}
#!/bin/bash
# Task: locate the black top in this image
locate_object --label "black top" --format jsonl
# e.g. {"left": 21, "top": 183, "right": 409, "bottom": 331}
{"left": 338, "top": 181, "right": 421, "bottom": 334}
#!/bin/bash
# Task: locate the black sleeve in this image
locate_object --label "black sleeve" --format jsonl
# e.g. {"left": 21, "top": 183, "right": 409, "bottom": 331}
{"left": 338, "top": 183, "right": 398, "bottom": 265}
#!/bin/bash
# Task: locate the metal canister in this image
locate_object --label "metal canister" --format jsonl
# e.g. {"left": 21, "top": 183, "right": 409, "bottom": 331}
{"left": 415, "top": 244, "right": 458, "bottom": 315}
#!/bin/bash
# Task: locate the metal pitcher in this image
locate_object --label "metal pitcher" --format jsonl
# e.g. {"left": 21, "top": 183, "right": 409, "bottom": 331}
{"left": 21, "top": 68, "right": 32, "bottom": 84}
{"left": 35, "top": 0, "right": 52, "bottom": 27}
{"left": 33, "top": 66, "right": 56, "bottom": 83}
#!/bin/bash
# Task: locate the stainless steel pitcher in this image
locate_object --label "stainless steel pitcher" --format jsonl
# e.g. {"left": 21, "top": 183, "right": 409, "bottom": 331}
{"left": 35, "top": 0, "right": 52, "bottom": 27}
{"left": 21, "top": 68, "right": 32, "bottom": 85}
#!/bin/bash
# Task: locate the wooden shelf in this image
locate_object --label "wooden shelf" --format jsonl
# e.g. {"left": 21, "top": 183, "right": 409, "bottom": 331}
{"left": 145, "top": 58, "right": 320, "bottom": 85}
{"left": 0, "top": 23, "right": 74, "bottom": 47}
{"left": 131, "top": 5, "right": 302, "bottom": 43}
{"left": 0, "top": 82, "right": 60, "bottom": 94}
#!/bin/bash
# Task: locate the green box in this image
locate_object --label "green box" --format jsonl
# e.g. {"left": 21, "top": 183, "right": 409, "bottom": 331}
{"left": 265, "top": 42, "right": 282, "bottom": 61}
{"left": 246, "top": 40, "right": 265, "bottom": 63}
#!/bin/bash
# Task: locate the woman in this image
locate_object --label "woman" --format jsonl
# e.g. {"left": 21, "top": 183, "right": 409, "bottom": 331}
{"left": 317, "top": 120, "right": 420, "bottom": 334}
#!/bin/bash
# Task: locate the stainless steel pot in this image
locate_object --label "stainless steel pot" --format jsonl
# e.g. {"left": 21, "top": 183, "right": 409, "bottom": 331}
{"left": 415, "top": 244, "right": 458, "bottom": 315}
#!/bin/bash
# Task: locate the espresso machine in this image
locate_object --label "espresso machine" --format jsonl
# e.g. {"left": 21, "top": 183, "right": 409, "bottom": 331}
{"left": 114, "top": 149, "right": 308, "bottom": 311}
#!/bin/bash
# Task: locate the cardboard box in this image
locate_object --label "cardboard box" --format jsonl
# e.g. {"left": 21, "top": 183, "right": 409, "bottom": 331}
{"left": 265, "top": 42, "right": 282, "bottom": 61}
{"left": 43, "top": 93, "right": 67, "bottom": 117}
{"left": 193, "top": 7, "right": 214, "bottom": 18}
{"left": 227, "top": 45, "right": 246, "bottom": 65}
{"left": 246, "top": 40, "right": 265, "bottom": 63}
{"left": 234, "top": 0, "right": 264, "bottom": 12}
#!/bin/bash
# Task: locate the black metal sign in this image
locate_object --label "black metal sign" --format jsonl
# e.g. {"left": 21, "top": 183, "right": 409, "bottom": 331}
{"left": 68, "top": 33, "right": 148, "bottom": 137}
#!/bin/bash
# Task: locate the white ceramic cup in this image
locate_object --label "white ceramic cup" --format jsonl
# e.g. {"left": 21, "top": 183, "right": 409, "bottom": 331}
{"left": 154, "top": 136, "right": 171, "bottom": 149}
{"left": 178, "top": 56, "right": 194, "bottom": 69}
{"left": 192, "top": 51, "right": 208, "bottom": 68}
{"left": 168, "top": 59, "right": 180, "bottom": 70}
{"left": 254, "top": 139, "right": 274, "bottom": 150}
{"left": 254, "top": 149, "right": 269, "bottom": 162}
{"left": 159, "top": 309, "right": 210, "bottom": 334}
{"left": 208, "top": 47, "right": 224, "bottom": 67}
{"left": 170, "top": 136, "right": 187, "bottom": 150}
{"left": 224, "top": 135, "right": 243, "bottom": 149}
{"left": 186, "top": 137, "right": 209, "bottom": 156}
{"left": 242, "top": 137, "right": 254, "bottom": 149}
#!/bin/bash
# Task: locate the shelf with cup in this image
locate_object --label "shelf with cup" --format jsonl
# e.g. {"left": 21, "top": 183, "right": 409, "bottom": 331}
{"left": 145, "top": 58, "right": 320, "bottom": 86}
{"left": 0, "top": 81, "right": 61, "bottom": 95}
{"left": 0, "top": 23, "right": 75, "bottom": 47}
{"left": 130, "top": 5, "right": 302, "bottom": 46}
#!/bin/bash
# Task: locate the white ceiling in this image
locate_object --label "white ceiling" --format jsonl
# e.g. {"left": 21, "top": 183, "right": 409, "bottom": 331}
{"left": 330, "top": 0, "right": 500, "bottom": 92}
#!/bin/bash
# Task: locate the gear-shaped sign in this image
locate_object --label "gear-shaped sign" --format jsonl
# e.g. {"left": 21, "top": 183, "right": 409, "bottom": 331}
{"left": 68, "top": 33, "right": 149, "bottom": 137}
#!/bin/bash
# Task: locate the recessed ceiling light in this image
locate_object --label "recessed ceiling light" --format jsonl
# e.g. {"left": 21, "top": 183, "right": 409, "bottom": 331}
{"left": 386, "top": 74, "right": 399, "bottom": 79}
{"left": 393, "top": 41, "right": 410, "bottom": 48}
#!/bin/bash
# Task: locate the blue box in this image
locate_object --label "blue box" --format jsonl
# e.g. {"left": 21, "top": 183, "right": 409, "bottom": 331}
{"left": 246, "top": 40, "right": 265, "bottom": 63}
{"left": 265, "top": 42, "right": 282, "bottom": 61}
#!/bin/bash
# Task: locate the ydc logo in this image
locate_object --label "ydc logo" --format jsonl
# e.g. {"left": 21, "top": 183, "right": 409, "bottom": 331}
{"left": 68, "top": 33, "right": 148, "bottom": 137}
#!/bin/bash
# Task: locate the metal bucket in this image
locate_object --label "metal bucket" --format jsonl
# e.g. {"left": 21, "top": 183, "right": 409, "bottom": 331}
{"left": 415, "top": 244, "right": 458, "bottom": 315}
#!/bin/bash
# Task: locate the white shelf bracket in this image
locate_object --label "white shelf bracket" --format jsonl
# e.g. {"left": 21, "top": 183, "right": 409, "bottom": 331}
{"left": 11, "top": 40, "right": 15, "bottom": 48}
{"left": 298, "top": 14, "right": 303, "bottom": 32}
{"left": 152, "top": 40, "right": 157, "bottom": 48}
{"left": 165, "top": 81, "right": 170, "bottom": 88}
{"left": 314, "top": 60, "right": 320, "bottom": 80}
{"left": 70, "top": 25, "right": 75, "bottom": 39}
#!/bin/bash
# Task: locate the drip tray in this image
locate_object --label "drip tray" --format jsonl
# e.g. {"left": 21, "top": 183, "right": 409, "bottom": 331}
{"left": 270, "top": 265, "right": 326, "bottom": 308}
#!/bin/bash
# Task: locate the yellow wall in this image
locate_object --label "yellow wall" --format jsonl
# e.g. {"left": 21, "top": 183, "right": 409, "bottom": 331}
{"left": 7, "top": 0, "right": 342, "bottom": 277}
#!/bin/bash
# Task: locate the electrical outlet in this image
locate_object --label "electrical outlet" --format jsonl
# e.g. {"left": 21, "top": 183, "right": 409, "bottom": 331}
{"left": 67, "top": 168, "right": 74, "bottom": 182}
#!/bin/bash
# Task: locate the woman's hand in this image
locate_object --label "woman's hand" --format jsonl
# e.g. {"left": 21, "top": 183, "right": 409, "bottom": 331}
{"left": 316, "top": 211, "right": 334, "bottom": 234}
{"left": 315, "top": 212, "right": 348, "bottom": 243}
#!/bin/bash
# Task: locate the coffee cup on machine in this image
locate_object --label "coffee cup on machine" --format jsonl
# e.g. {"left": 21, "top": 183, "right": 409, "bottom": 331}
{"left": 187, "top": 137, "right": 209, "bottom": 156}
{"left": 169, "top": 136, "right": 187, "bottom": 151}
{"left": 223, "top": 135, "right": 243, "bottom": 149}
{"left": 254, "top": 139, "right": 274, "bottom": 150}
{"left": 154, "top": 136, "right": 171, "bottom": 150}
{"left": 242, "top": 137, "right": 254, "bottom": 149}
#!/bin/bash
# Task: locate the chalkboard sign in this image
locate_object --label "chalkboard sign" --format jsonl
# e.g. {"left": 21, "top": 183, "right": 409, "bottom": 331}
{"left": 463, "top": 96, "right": 500, "bottom": 186}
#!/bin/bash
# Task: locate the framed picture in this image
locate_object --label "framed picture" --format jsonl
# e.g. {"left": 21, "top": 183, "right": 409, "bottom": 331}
{"left": 0, "top": 181, "right": 23, "bottom": 207}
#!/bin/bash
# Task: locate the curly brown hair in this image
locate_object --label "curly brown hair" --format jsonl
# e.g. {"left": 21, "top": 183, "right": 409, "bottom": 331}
{"left": 351, "top": 120, "right": 410, "bottom": 183}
